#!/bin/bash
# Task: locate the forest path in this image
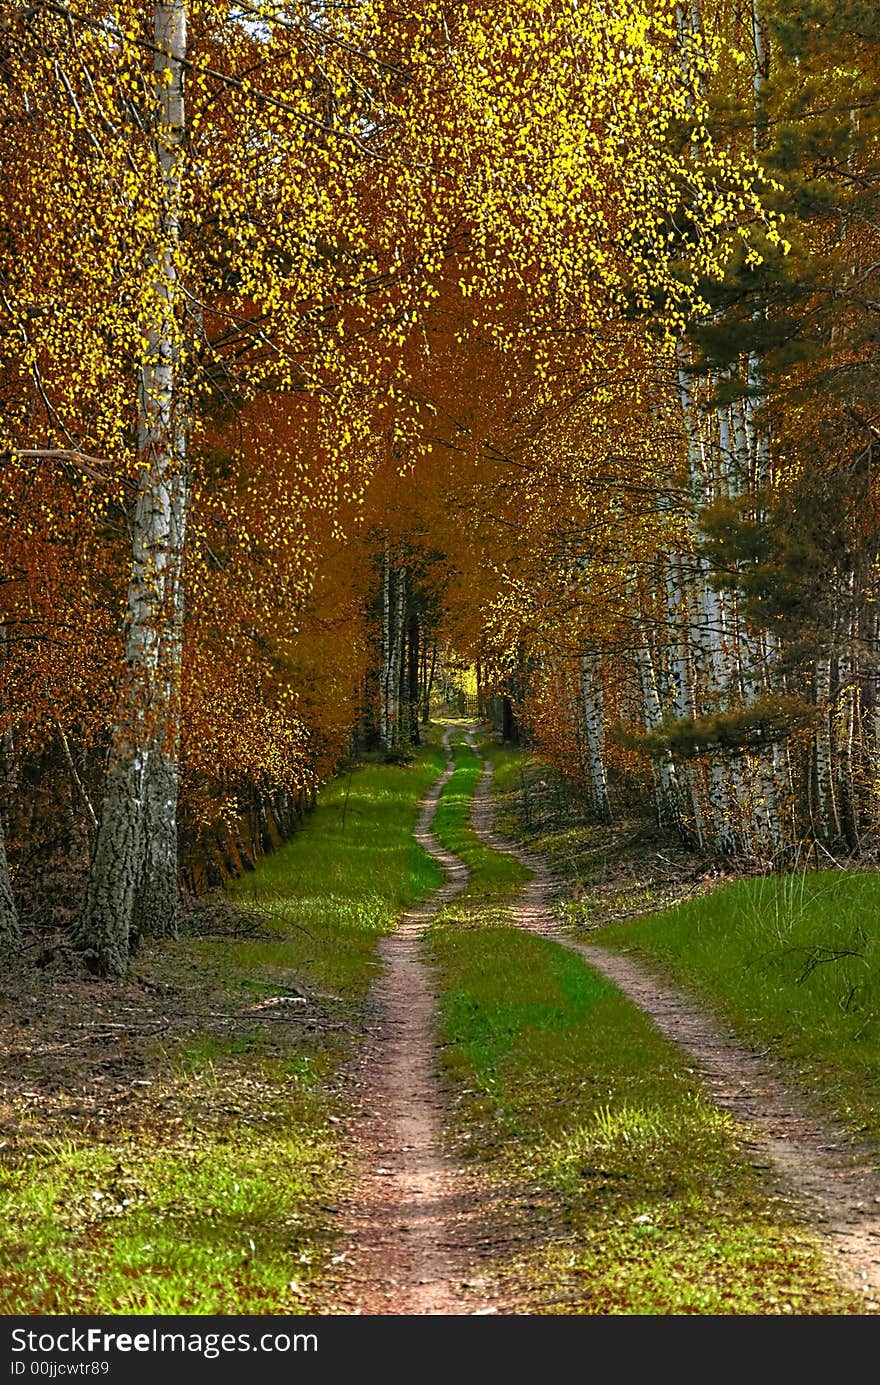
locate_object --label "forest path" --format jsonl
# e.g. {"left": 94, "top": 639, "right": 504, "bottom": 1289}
{"left": 466, "top": 732, "right": 880, "bottom": 1309}
{"left": 330, "top": 730, "right": 496, "bottom": 1315}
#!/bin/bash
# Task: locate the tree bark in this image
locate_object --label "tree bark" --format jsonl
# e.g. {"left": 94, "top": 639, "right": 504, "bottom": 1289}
{"left": 814, "top": 653, "right": 839, "bottom": 841}
{"left": 836, "top": 640, "right": 859, "bottom": 850}
{"left": 582, "top": 652, "right": 611, "bottom": 824}
{"left": 379, "top": 545, "right": 391, "bottom": 748}
{"left": 632, "top": 585, "right": 680, "bottom": 829}
{"left": 0, "top": 622, "right": 20, "bottom": 952}
{"left": 0, "top": 813, "right": 20, "bottom": 954}
{"left": 393, "top": 563, "right": 406, "bottom": 744}
{"left": 408, "top": 610, "right": 420, "bottom": 744}
{"left": 422, "top": 640, "right": 437, "bottom": 724}
{"left": 663, "top": 549, "right": 705, "bottom": 847}
{"left": 76, "top": 1, "right": 187, "bottom": 974}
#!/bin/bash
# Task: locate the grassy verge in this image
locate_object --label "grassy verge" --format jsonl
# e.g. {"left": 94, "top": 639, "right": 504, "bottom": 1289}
{"left": 486, "top": 742, "right": 880, "bottom": 1148}
{"left": 427, "top": 736, "right": 861, "bottom": 1313}
{"left": 0, "top": 743, "right": 444, "bottom": 1313}
{"left": 596, "top": 871, "right": 880, "bottom": 1145}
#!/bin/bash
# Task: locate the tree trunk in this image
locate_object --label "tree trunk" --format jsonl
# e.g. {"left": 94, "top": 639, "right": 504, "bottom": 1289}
{"left": 419, "top": 639, "right": 428, "bottom": 723}
{"left": 632, "top": 587, "right": 680, "bottom": 829}
{"left": 0, "top": 622, "right": 20, "bottom": 952}
{"left": 394, "top": 563, "right": 407, "bottom": 743}
{"left": 814, "top": 653, "right": 840, "bottom": 841}
{"left": 380, "top": 545, "right": 391, "bottom": 748}
{"left": 581, "top": 653, "right": 611, "bottom": 823}
{"left": 0, "top": 814, "right": 20, "bottom": 954}
{"left": 836, "top": 643, "right": 859, "bottom": 850}
{"left": 663, "top": 550, "right": 705, "bottom": 847}
{"left": 129, "top": 753, "right": 182, "bottom": 951}
{"left": 422, "top": 640, "right": 437, "bottom": 724}
{"left": 501, "top": 695, "right": 515, "bottom": 744}
{"left": 76, "top": 1, "right": 187, "bottom": 975}
{"left": 132, "top": 432, "right": 187, "bottom": 943}
{"left": 408, "top": 611, "right": 420, "bottom": 744}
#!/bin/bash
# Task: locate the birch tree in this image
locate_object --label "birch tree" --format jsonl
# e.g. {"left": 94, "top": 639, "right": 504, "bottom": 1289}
{"left": 0, "top": 828, "right": 19, "bottom": 954}
{"left": 581, "top": 652, "right": 611, "bottom": 824}
{"left": 76, "top": 2, "right": 188, "bottom": 973}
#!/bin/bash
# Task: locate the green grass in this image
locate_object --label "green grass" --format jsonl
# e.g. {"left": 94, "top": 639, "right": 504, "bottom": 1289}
{"left": 598, "top": 869, "right": 880, "bottom": 1144}
{"left": 0, "top": 742, "right": 445, "bottom": 1314}
{"left": 486, "top": 737, "right": 880, "bottom": 1140}
{"left": 0, "top": 1069, "right": 336, "bottom": 1314}
{"left": 426, "top": 734, "right": 860, "bottom": 1313}
{"left": 227, "top": 746, "right": 445, "bottom": 999}
{"left": 482, "top": 740, "right": 533, "bottom": 806}
{"left": 432, "top": 737, "right": 529, "bottom": 918}
{"left": 432, "top": 925, "right": 858, "bottom": 1313}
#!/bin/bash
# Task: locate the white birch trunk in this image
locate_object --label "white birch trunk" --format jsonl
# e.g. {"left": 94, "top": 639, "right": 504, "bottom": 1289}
{"left": 632, "top": 589, "right": 680, "bottom": 828}
{"left": 745, "top": 0, "right": 785, "bottom": 857}
{"left": 380, "top": 545, "right": 391, "bottom": 749}
{"left": 814, "top": 654, "right": 839, "bottom": 840}
{"left": 751, "top": 0, "right": 770, "bottom": 105}
{"left": 0, "top": 815, "right": 19, "bottom": 953}
{"left": 380, "top": 555, "right": 405, "bottom": 751}
{"left": 682, "top": 572, "right": 737, "bottom": 852}
{"left": 675, "top": 0, "right": 788, "bottom": 854}
{"left": 663, "top": 551, "right": 706, "bottom": 846}
{"left": 582, "top": 652, "right": 611, "bottom": 823}
{"left": 676, "top": 358, "right": 731, "bottom": 847}
{"left": 730, "top": 397, "right": 752, "bottom": 494}
{"left": 396, "top": 565, "right": 407, "bottom": 736}
{"left": 0, "top": 623, "right": 19, "bottom": 950}
{"left": 836, "top": 635, "right": 858, "bottom": 848}
{"left": 392, "top": 564, "right": 407, "bottom": 746}
{"left": 681, "top": 353, "right": 773, "bottom": 857}
{"left": 422, "top": 640, "right": 437, "bottom": 724}
{"left": 678, "top": 357, "right": 732, "bottom": 695}
{"left": 77, "top": 1, "right": 187, "bottom": 975}
{"left": 131, "top": 453, "right": 187, "bottom": 946}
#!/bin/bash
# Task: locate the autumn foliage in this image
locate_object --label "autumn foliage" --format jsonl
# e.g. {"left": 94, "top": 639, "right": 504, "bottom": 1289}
{"left": 1, "top": 1, "right": 876, "bottom": 969}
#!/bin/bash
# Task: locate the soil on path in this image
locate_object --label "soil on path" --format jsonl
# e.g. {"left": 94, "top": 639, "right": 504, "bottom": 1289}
{"left": 330, "top": 732, "right": 503, "bottom": 1315}
{"left": 467, "top": 733, "right": 880, "bottom": 1309}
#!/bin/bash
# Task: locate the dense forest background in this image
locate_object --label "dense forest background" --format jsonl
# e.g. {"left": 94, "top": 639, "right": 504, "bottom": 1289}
{"left": 1, "top": 0, "right": 879, "bottom": 976}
